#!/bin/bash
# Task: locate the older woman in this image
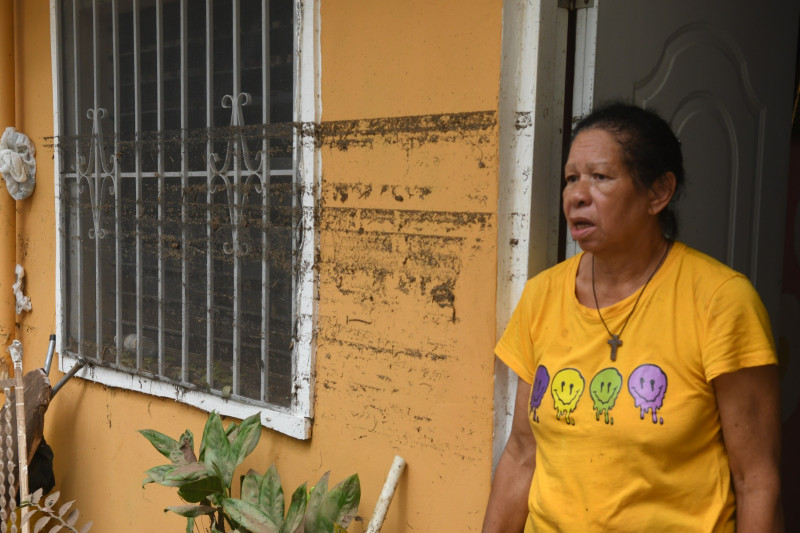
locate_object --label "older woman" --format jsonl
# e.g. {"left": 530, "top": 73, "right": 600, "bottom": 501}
{"left": 482, "top": 104, "right": 782, "bottom": 532}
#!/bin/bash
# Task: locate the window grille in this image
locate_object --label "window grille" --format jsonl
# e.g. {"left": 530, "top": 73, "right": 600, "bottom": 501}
{"left": 53, "top": 0, "right": 317, "bottom": 438}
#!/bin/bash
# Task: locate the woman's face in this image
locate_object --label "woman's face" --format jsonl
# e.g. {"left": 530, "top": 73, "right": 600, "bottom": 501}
{"left": 563, "top": 128, "right": 657, "bottom": 255}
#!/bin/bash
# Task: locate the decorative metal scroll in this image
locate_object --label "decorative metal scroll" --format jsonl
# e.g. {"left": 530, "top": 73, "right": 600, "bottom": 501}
{"left": 75, "top": 108, "right": 117, "bottom": 241}
{"left": 208, "top": 92, "right": 268, "bottom": 257}
{"left": 73, "top": 94, "right": 270, "bottom": 257}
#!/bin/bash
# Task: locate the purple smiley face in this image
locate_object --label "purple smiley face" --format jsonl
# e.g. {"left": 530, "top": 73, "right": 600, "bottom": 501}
{"left": 529, "top": 365, "right": 550, "bottom": 423}
{"left": 628, "top": 364, "right": 667, "bottom": 424}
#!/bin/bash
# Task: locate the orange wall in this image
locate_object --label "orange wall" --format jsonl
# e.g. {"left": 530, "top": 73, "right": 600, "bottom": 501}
{"left": 14, "top": 1, "right": 502, "bottom": 530}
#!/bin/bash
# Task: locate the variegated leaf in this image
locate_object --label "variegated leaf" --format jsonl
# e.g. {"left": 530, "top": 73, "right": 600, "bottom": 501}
{"left": 222, "top": 498, "right": 279, "bottom": 533}
{"left": 304, "top": 473, "right": 329, "bottom": 533}
{"left": 260, "top": 465, "right": 285, "bottom": 526}
{"left": 58, "top": 500, "right": 75, "bottom": 518}
{"left": 44, "top": 491, "right": 61, "bottom": 509}
{"left": 164, "top": 504, "right": 216, "bottom": 518}
{"left": 279, "top": 483, "right": 307, "bottom": 533}
{"left": 33, "top": 515, "right": 51, "bottom": 533}
{"left": 20, "top": 509, "right": 36, "bottom": 526}
{"left": 66, "top": 508, "right": 80, "bottom": 526}
{"left": 322, "top": 474, "right": 360, "bottom": 528}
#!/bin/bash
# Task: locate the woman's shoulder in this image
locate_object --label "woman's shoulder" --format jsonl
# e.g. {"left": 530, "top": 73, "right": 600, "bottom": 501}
{"left": 674, "top": 242, "right": 742, "bottom": 277}
{"left": 526, "top": 253, "right": 582, "bottom": 285}
{"left": 519, "top": 253, "right": 582, "bottom": 301}
{"left": 671, "top": 241, "right": 756, "bottom": 297}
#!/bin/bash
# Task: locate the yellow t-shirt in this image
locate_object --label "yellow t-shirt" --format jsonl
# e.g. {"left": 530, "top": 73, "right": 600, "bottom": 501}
{"left": 495, "top": 242, "right": 777, "bottom": 532}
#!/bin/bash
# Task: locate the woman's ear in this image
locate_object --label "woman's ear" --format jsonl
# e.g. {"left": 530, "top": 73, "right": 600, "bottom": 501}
{"left": 648, "top": 172, "right": 677, "bottom": 215}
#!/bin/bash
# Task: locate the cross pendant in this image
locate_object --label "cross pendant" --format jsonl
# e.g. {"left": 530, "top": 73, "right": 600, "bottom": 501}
{"left": 608, "top": 335, "right": 622, "bottom": 361}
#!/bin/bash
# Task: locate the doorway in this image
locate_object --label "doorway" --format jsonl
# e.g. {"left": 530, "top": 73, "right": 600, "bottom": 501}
{"left": 494, "top": 6, "right": 800, "bottom": 516}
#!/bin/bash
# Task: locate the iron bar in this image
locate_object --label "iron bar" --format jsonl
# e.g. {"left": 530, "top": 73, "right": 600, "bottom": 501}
{"left": 72, "top": 0, "right": 84, "bottom": 359}
{"left": 134, "top": 0, "right": 144, "bottom": 370}
{"left": 205, "top": 0, "right": 215, "bottom": 390}
{"left": 113, "top": 0, "right": 122, "bottom": 366}
{"left": 156, "top": 0, "right": 165, "bottom": 376}
{"left": 92, "top": 0, "right": 102, "bottom": 362}
{"left": 231, "top": 0, "right": 242, "bottom": 396}
{"left": 180, "top": 0, "right": 189, "bottom": 384}
{"left": 261, "top": 0, "right": 271, "bottom": 402}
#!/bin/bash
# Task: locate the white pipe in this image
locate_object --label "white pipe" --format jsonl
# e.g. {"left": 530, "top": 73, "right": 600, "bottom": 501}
{"left": 366, "top": 455, "right": 406, "bottom": 533}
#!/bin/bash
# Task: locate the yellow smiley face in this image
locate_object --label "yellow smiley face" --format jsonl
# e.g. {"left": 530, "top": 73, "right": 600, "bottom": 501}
{"left": 551, "top": 368, "right": 585, "bottom": 425}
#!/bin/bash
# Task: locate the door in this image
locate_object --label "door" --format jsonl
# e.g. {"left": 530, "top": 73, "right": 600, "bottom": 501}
{"left": 570, "top": 0, "right": 800, "bottom": 517}
{"left": 572, "top": 0, "right": 799, "bottom": 328}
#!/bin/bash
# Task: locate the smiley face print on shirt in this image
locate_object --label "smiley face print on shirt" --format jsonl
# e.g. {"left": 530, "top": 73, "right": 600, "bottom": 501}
{"left": 551, "top": 368, "right": 585, "bottom": 425}
{"left": 533, "top": 364, "right": 669, "bottom": 427}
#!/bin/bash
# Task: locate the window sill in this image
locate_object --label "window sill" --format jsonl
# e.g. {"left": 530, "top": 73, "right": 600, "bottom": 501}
{"left": 59, "top": 354, "right": 312, "bottom": 440}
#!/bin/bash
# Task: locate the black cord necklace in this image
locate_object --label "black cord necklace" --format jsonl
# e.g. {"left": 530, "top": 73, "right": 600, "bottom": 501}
{"left": 591, "top": 240, "right": 672, "bottom": 361}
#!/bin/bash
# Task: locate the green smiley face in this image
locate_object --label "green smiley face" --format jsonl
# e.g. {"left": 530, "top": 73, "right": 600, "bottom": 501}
{"left": 589, "top": 367, "right": 622, "bottom": 424}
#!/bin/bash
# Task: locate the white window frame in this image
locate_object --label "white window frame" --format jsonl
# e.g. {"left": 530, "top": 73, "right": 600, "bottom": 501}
{"left": 49, "top": 0, "right": 321, "bottom": 440}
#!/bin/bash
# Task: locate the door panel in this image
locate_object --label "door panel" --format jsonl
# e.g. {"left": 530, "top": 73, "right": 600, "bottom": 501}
{"left": 587, "top": 0, "right": 799, "bottom": 329}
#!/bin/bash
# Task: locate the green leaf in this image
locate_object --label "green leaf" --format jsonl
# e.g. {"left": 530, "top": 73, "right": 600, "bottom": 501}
{"left": 225, "top": 420, "right": 240, "bottom": 443}
{"left": 139, "top": 429, "right": 184, "bottom": 463}
{"left": 322, "top": 474, "right": 360, "bottom": 528}
{"left": 165, "top": 461, "right": 213, "bottom": 485}
{"left": 177, "top": 475, "right": 225, "bottom": 503}
{"left": 260, "top": 465, "right": 285, "bottom": 526}
{"left": 304, "top": 472, "right": 329, "bottom": 533}
{"left": 178, "top": 430, "right": 197, "bottom": 463}
{"left": 279, "top": 483, "right": 307, "bottom": 533}
{"left": 139, "top": 428, "right": 197, "bottom": 466}
{"left": 222, "top": 498, "right": 280, "bottom": 533}
{"left": 199, "top": 412, "right": 224, "bottom": 461}
{"left": 240, "top": 471, "right": 261, "bottom": 505}
{"left": 142, "top": 464, "right": 175, "bottom": 487}
{"left": 202, "top": 413, "right": 236, "bottom": 489}
{"left": 164, "top": 504, "right": 216, "bottom": 518}
{"left": 231, "top": 413, "right": 262, "bottom": 466}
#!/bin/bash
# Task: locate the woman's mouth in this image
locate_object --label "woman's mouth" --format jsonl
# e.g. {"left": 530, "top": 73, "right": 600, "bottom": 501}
{"left": 570, "top": 220, "right": 595, "bottom": 240}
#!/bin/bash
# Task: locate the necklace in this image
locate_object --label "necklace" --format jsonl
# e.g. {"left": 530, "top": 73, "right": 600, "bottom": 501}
{"left": 591, "top": 240, "right": 672, "bottom": 361}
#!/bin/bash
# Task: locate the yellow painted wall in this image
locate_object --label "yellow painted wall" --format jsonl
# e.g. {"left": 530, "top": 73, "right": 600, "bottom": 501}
{"left": 13, "top": 0, "right": 502, "bottom": 530}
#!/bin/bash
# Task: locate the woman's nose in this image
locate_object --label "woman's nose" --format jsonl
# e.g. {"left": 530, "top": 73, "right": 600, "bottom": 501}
{"left": 564, "top": 177, "right": 589, "bottom": 207}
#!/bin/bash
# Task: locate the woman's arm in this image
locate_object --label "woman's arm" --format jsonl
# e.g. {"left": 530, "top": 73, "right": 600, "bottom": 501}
{"left": 714, "top": 364, "right": 783, "bottom": 533}
{"left": 482, "top": 376, "right": 537, "bottom": 533}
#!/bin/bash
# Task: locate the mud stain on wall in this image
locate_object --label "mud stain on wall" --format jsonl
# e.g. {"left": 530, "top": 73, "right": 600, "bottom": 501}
{"left": 315, "top": 110, "right": 498, "bottom": 461}
{"left": 316, "top": 110, "right": 496, "bottom": 152}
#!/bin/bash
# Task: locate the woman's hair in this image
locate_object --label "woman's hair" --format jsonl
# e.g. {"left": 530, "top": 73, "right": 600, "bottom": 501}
{"left": 571, "top": 103, "right": 685, "bottom": 239}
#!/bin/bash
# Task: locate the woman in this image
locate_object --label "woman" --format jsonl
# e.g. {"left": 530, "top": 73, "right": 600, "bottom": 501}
{"left": 482, "top": 104, "right": 782, "bottom": 532}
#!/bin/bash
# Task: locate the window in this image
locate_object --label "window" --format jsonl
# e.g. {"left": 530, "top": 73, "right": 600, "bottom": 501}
{"left": 53, "top": 0, "right": 318, "bottom": 439}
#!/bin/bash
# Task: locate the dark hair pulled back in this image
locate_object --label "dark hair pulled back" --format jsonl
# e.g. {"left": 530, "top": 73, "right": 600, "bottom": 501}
{"left": 571, "top": 103, "right": 685, "bottom": 240}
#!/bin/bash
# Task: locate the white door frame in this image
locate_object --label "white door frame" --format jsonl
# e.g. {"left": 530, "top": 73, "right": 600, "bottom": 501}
{"left": 493, "top": 0, "right": 574, "bottom": 470}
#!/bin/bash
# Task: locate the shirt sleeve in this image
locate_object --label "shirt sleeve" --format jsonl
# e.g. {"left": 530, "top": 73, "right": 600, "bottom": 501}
{"left": 701, "top": 274, "right": 777, "bottom": 382}
{"left": 495, "top": 280, "right": 537, "bottom": 384}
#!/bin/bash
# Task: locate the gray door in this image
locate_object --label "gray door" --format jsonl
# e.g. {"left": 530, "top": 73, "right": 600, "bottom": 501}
{"left": 577, "top": 0, "right": 799, "bottom": 329}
